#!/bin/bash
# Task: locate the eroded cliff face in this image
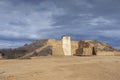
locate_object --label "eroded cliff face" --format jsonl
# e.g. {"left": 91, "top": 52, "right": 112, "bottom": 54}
{"left": 0, "top": 39, "right": 119, "bottom": 59}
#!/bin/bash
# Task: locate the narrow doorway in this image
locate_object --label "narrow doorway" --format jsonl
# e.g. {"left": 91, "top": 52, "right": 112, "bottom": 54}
{"left": 92, "top": 47, "right": 96, "bottom": 55}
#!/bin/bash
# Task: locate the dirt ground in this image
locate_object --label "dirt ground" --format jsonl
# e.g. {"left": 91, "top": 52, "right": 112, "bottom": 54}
{"left": 0, "top": 56, "right": 120, "bottom": 80}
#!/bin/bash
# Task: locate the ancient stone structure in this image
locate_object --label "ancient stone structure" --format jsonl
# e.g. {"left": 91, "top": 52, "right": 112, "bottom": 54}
{"left": 62, "top": 36, "right": 72, "bottom": 56}
{"left": 48, "top": 39, "right": 64, "bottom": 56}
{"left": 0, "top": 52, "right": 4, "bottom": 59}
{"left": 0, "top": 53, "right": 2, "bottom": 59}
{"left": 96, "top": 51, "right": 114, "bottom": 56}
{"left": 0, "top": 36, "right": 120, "bottom": 59}
{"left": 83, "top": 47, "right": 93, "bottom": 56}
{"left": 75, "top": 40, "right": 118, "bottom": 56}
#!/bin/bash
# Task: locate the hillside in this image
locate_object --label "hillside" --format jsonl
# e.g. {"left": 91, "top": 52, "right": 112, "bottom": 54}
{"left": 0, "top": 39, "right": 120, "bottom": 59}
{"left": 0, "top": 39, "right": 49, "bottom": 59}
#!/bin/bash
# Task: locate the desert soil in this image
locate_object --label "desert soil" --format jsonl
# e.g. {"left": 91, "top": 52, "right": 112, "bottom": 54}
{"left": 0, "top": 56, "right": 120, "bottom": 80}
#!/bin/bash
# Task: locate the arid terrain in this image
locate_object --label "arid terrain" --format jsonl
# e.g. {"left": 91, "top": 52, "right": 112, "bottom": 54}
{"left": 0, "top": 56, "right": 120, "bottom": 80}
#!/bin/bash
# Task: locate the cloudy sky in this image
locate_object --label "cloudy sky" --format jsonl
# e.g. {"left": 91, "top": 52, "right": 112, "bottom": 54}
{"left": 0, "top": 0, "right": 120, "bottom": 49}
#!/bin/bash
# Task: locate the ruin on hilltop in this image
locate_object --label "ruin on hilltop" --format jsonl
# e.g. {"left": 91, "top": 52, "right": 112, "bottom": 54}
{"left": 0, "top": 36, "right": 120, "bottom": 59}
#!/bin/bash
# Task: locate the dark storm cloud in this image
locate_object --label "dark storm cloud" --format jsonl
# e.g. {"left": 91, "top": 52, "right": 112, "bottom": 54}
{"left": 0, "top": 0, "right": 120, "bottom": 49}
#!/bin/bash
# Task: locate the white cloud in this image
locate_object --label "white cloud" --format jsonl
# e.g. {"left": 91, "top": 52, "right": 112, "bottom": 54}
{"left": 88, "top": 17, "right": 113, "bottom": 26}
{"left": 75, "top": 0, "right": 93, "bottom": 8}
{"left": 0, "top": 0, "right": 66, "bottom": 40}
{"left": 0, "top": 40, "right": 32, "bottom": 48}
{"left": 98, "top": 30, "right": 120, "bottom": 38}
{"left": 79, "top": 13, "right": 93, "bottom": 17}
{"left": 0, "top": 30, "right": 20, "bottom": 37}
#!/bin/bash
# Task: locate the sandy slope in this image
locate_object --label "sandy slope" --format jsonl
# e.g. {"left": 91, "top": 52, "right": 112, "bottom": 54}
{"left": 0, "top": 56, "right": 120, "bottom": 80}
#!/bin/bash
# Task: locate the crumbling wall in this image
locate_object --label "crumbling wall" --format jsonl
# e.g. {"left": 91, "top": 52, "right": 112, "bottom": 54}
{"left": 114, "top": 51, "right": 120, "bottom": 56}
{"left": 48, "top": 39, "right": 78, "bottom": 56}
{"left": 48, "top": 40, "right": 64, "bottom": 56}
{"left": 71, "top": 41, "right": 79, "bottom": 55}
{"left": 0, "top": 53, "right": 3, "bottom": 59}
{"left": 96, "top": 51, "right": 114, "bottom": 56}
{"left": 1, "top": 38, "right": 119, "bottom": 59}
{"left": 83, "top": 48, "right": 93, "bottom": 56}
{"left": 75, "top": 40, "right": 94, "bottom": 56}
{"left": 75, "top": 40, "right": 117, "bottom": 56}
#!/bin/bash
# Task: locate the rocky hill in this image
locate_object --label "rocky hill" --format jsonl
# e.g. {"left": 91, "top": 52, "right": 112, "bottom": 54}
{"left": 0, "top": 39, "right": 49, "bottom": 59}
{"left": 0, "top": 39, "right": 120, "bottom": 59}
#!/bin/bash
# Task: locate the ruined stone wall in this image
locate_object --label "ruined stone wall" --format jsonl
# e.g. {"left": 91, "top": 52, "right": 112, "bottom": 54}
{"left": 96, "top": 51, "right": 114, "bottom": 56}
{"left": 25, "top": 38, "right": 120, "bottom": 58}
{"left": 47, "top": 39, "right": 78, "bottom": 56}
{"left": 71, "top": 41, "right": 79, "bottom": 55}
{"left": 50, "top": 40, "right": 64, "bottom": 56}
{"left": 114, "top": 51, "right": 120, "bottom": 56}
{"left": 83, "top": 47, "right": 93, "bottom": 56}
{"left": 2, "top": 37, "right": 120, "bottom": 59}
{"left": 0, "top": 53, "right": 3, "bottom": 59}
{"left": 75, "top": 40, "right": 94, "bottom": 56}
{"left": 20, "top": 39, "right": 119, "bottom": 58}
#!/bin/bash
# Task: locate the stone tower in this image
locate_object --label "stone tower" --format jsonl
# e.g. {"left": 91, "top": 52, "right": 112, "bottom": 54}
{"left": 62, "top": 36, "right": 72, "bottom": 56}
